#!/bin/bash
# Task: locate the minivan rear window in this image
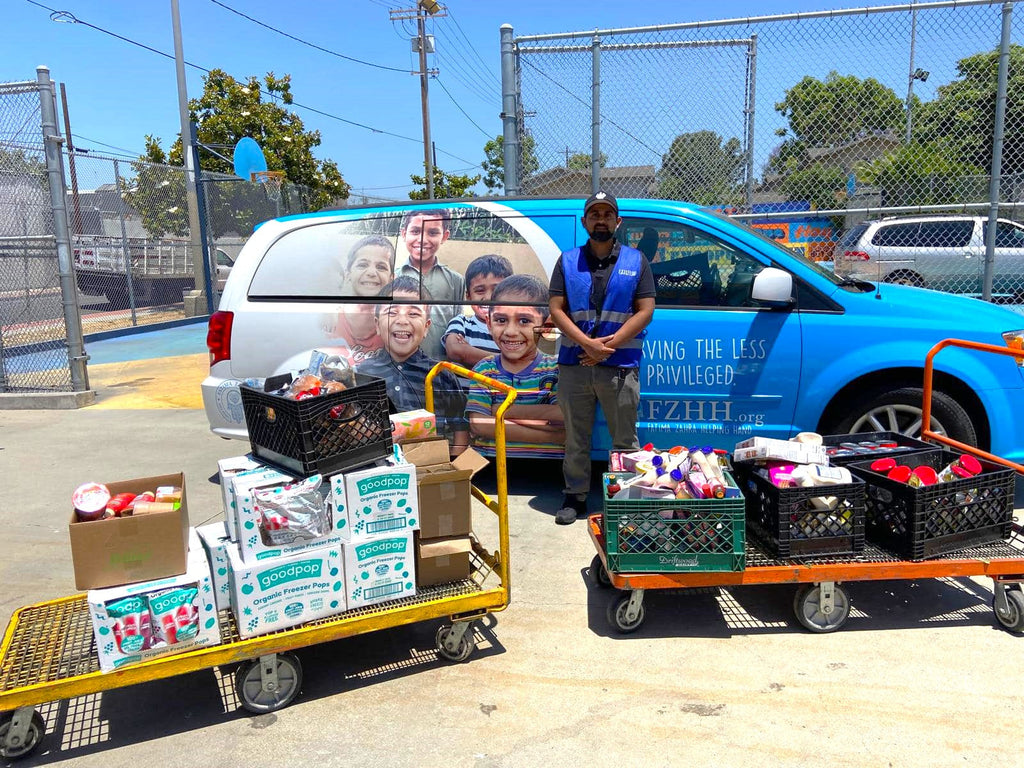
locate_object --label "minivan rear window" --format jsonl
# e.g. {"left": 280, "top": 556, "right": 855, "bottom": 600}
{"left": 839, "top": 222, "right": 869, "bottom": 248}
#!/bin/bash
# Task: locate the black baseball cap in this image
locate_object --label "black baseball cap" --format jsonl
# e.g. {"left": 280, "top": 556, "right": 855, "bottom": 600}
{"left": 583, "top": 191, "right": 618, "bottom": 216}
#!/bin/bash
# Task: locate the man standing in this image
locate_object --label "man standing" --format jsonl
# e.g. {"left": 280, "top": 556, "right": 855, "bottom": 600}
{"left": 398, "top": 209, "right": 465, "bottom": 360}
{"left": 548, "top": 192, "right": 656, "bottom": 525}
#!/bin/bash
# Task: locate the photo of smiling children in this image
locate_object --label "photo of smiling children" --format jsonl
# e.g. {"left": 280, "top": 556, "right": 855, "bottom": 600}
{"left": 321, "top": 235, "right": 397, "bottom": 364}
{"left": 466, "top": 274, "right": 564, "bottom": 458}
{"left": 443, "top": 254, "right": 513, "bottom": 367}
{"left": 397, "top": 209, "right": 464, "bottom": 361}
{"left": 356, "top": 275, "right": 469, "bottom": 454}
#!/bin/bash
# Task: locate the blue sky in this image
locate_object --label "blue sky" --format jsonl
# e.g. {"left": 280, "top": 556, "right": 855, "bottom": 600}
{"left": 3, "top": 0, "right": 997, "bottom": 199}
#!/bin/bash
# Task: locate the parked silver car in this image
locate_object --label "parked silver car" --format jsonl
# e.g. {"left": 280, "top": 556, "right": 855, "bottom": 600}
{"left": 834, "top": 215, "right": 1024, "bottom": 300}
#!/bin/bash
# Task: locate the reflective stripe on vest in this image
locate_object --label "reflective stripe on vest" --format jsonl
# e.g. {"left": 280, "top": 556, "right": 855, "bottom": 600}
{"left": 558, "top": 245, "right": 645, "bottom": 368}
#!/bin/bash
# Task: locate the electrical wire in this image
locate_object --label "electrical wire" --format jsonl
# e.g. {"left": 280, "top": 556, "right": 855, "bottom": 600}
{"left": 209, "top": 0, "right": 410, "bottom": 74}
{"left": 434, "top": 48, "right": 496, "bottom": 105}
{"left": 443, "top": 8, "right": 501, "bottom": 88}
{"left": 434, "top": 76, "right": 493, "bottom": 139}
{"left": 24, "top": 0, "right": 481, "bottom": 167}
{"left": 70, "top": 133, "right": 145, "bottom": 158}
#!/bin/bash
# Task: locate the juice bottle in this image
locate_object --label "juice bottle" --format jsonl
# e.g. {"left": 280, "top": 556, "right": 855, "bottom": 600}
{"left": 606, "top": 475, "right": 621, "bottom": 496}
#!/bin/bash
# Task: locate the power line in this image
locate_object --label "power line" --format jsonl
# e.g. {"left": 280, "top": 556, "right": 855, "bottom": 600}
{"left": 434, "top": 76, "right": 492, "bottom": 139}
{"left": 70, "top": 133, "right": 145, "bottom": 158}
{"left": 445, "top": 8, "right": 501, "bottom": 88}
{"left": 434, "top": 46, "right": 495, "bottom": 105}
{"left": 209, "top": 0, "right": 410, "bottom": 74}
{"left": 432, "top": 24, "right": 497, "bottom": 103}
{"left": 25, "top": 0, "right": 479, "bottom": 167}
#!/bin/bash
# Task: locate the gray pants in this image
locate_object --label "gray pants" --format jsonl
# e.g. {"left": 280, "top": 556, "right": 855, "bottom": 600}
{"left": 557, "top": 363, "right": 641, "bottom": 497}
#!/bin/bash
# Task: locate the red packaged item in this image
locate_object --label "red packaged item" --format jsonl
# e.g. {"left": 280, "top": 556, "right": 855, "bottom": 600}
{"left": 73, "top": 482, "right": 111, "bottom": 522}
{"left": 887, "top": 465, "right": 913, "bottom": 483}
{"left": 870, "top": 457, "right": 897, "bottom": 472}
{"left": 105, "top": 492, "right": 137, "bottom": 517}
{"left": 912, "top": 465, "right": 938, "bottom": 486}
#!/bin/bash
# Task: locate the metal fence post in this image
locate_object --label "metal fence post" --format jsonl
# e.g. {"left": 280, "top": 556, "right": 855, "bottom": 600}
{"left": 500, "top": 23, "right": 520, "bottom": 196}
{"left": 744, "top": 33, "right": 758, "bottom": 212}
{"left": 36, "top": 66, "right": 88, "bottom": 392}
{"left": 112, "top": 159, "right": 138, "bottom": 326}
{"left": 591, "top": 32, "right": 601, "bottom": 195}
{"left": 983, "top": 2, "right": 1013, "bottom": 302}
{"left": 190, "top": 121, "right": 214, "bottom": 314}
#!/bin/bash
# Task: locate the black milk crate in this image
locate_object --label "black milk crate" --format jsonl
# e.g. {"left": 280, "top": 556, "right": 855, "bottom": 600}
{"left": 602, "top": 473, "right": 746, "bottom": 574}
{"left": 847, "top": 449, "right": 1015, "bottom": 560}
{"left": 738, "top": 467, "right": 866, "bottom": 558}
{"left": 822, "top": 431, "right": 933, "bottom": 467}
{"left": 240, "top": 373, "right": 392, "bottom": 477}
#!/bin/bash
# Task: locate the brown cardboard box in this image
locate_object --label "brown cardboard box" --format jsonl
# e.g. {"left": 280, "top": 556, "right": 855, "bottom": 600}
{"left": 416, "top": 534, "right": 473, "bottom": 587}
{"left": 402, "top": 438, "right": 489, "bottom": 539}
{"left": 69, "top": 472, "right": 190, "bottom": 590}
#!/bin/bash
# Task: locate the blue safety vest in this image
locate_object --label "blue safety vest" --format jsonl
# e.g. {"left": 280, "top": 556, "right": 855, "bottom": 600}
{"left": 558, "top": 245, "right": 645, "bottom": 368}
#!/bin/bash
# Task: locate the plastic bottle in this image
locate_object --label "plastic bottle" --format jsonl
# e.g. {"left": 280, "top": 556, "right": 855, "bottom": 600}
{"left": 669, "top": 468, "right": 692, "bottom": 498}
{"left": 606, "top": 475, "right": 621, "bottom": 496}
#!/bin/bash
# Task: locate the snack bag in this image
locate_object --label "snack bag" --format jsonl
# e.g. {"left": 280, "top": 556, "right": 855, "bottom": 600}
{"left": 254, "top": 474, "right": 331, "bottom": 546}
{"left": 148, "top": 585, "right": 200, "bottom": 646}
{"left": 106, "top": 595, "right": 153, "bottom": 653}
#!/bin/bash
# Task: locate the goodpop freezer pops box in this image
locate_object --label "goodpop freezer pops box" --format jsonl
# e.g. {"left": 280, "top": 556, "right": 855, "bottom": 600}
{"left": 331, "top": 460, "right": 418, "bottom": 541}
{"left": 217, "top": 456, "right": 264, "bottom": 540}
{"left": 87, "top": 529, "right": 220, "bottom": 672}
{"left": 226, "top": 542, "right": 346, "bottom": 639}
{"left": 341, "top": 532, "right": 416, "bottom": 610}
{"left": 227, "top": 467, "right": 296, "bottom": 543}
{"left": 196, "top": 522, "right": 232, "bottom": 611}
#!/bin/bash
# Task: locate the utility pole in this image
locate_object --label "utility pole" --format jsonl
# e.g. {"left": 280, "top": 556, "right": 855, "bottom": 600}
{"left": 171, "top": 0, "right": 206, "bottom": 315}
{"left": 390, "top": 1, "right": 445, "bottom": 199}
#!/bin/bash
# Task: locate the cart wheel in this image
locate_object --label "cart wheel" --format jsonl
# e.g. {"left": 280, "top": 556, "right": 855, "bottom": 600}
{"left": 590, "top": 554, "right": 612, "bottom": 589}
{"left": 234, "top": 653, "right": 303, "bottom": 714}
{"left": 0, "top": 709, "right": 45, "bottom": 760}
{"left": 435, "top": 623, "right": 476, "bottom": 662}
{"left": 607, "top": 592, "right": 646, "bottom": 634}
{"left": 793, "top": 583, "right": 850, "bottom": 634}
{"left": 993, "top": 587, "right": 1024, "bottom": 634}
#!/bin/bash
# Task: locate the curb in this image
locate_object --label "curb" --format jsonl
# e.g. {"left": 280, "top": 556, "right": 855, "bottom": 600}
{"left": 0, "top": 390, "right": 96, "bottom": 410}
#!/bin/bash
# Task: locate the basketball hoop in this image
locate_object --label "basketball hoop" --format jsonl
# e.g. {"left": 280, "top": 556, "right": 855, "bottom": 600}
{"left": 252, "top": 170, "right": 285, "bottom": 202}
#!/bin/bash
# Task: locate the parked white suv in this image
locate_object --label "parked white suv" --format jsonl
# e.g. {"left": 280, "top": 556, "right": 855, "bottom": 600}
{"left": 834, "top": 215, "right": 1024, "bottom": 300}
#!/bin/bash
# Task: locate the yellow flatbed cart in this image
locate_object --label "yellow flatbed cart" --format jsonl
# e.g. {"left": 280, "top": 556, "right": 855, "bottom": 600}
{"left": 0, "top": 363, "right": 516, "bottom": 760}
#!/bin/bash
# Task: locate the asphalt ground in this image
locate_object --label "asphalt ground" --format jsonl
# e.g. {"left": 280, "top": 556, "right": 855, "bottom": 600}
{"left": 1, "top": 325, "right": 1023, "bottom": 767}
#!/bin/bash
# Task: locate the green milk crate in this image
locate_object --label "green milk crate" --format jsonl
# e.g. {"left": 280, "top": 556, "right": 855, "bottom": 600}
{"left": 602, "top": 472, "right": 746, "bottom": 573}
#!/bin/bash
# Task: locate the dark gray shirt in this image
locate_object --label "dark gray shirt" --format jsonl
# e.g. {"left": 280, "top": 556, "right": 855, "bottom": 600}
{"left": 549, "top": 241, "right": 657, "bottom": 310}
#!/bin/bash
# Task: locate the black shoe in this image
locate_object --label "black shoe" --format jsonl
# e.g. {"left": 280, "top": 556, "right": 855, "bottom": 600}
{"left": 555, "top": 495, "right": 587, "bottom": 525}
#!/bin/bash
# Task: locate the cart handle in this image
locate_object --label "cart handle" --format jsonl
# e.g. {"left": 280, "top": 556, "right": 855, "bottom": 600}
{"left": 424, "top": 361, "right": 518, "bottom": 604}
{"left": 922, "top": 338, "right": 1024, "bottom": 474}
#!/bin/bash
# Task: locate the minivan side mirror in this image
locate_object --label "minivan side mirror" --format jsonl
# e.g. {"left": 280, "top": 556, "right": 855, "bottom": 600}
{"left": 751, "top": 267, "right": 794, "bottom": 307}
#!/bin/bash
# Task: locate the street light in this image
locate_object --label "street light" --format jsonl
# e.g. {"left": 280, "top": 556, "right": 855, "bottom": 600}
{"left": 904, "top": 7, "right": 930, "bottom": 143}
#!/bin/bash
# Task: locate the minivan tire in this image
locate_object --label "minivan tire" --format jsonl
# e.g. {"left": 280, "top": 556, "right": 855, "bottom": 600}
{"left": 829, "top": 386, "right": 977, "bottom": 446}
{"left": 883, "top": 270, "right": 925, "bottom": 288}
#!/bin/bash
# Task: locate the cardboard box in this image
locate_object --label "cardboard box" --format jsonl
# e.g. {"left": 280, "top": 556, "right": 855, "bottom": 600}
{"left": 217, "top": 456, "right": 263, "bottom": 540}
{"left": 87, "top": 529, "right": 220, "bottom": 672}
{"left": 227, "top": 467, "right": 295, "bottom": 543}
{"left": 196, "top": 522, "right": 232, "bottom": 611}
{"left": 333, "top": 460, "right": 419, "bottom": 541}
{"left": 403, "top": 438, "right": 489, "bottom": 539}
{"left": 389, "top": 409, "right": 437, "bottom": 443}
{"left": 227, "top": 542, "right": 345, "bottom": 639}
{"left": 69, "top": 472, "right": 190, "bottom": 590}
{"left": 733, "top": 437, "right": 828, "bottom": 465}
{"left": 236, "top": 475, "right": 344, "bottom": 564}
{"left": 341, "top": 533, "right": 416, "bottom": 609}
{"left": 415, "top": 535, "right": 472, "bottom": 587}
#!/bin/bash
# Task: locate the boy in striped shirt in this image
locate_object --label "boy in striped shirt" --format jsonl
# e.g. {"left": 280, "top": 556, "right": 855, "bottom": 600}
{"left": 467, "top": 274, "right": 565, "bottom": 458}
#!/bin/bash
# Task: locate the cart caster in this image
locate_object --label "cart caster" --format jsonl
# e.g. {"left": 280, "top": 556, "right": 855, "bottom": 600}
{"left": 993, "top": 583, "right": 1024, "bottom": 634}
{"left": 0, "top": 707, "right": 45, "bottom": 760}
{"left": 436, "top": 622, "right": 476, "bottom": 663}
{"left": 589, "top": 554, "right": 612, "bottom": 589}
{"left": 235, "top": 652, "right": 303, "bottom": 714}
{"left": 794, "top": 582, "right": 850, "bottom": 633}
{"left": 607, "top": 589, "right": 646, "bottom": 634}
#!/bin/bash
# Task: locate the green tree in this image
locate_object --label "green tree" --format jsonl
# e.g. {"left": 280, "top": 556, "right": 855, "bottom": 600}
{"left": 122, "top": 136, "right": 189, "bottom": 237}
{"left": 780, "top": 162, "right": 847, "bottom": 210}
{"left": 409, "top": 166, "right": 481, "bottom": 200}
{"left": 915, "top": 44, "right": 1024, "bottom": 176}
{"left": 567, "top": 151, "right": 607, "bottom": 171}
{"left": 481, "top": 133, "right": 539, "bottom": 193}
{"left": 127, "top": 69, "right": 349, "bottom": 237}
{"left": 775, "top": 71, "right": 908, "bottom": 148}
{"left": 857, "top": 141, "right": 985, "bottom": 208}
{"left": 657, "top": 131, "right": 745, "bottom": 205}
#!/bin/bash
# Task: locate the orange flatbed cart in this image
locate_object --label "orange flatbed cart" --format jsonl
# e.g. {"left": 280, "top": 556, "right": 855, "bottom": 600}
{"left": 589, "top": 338, "right": 1024, "bottom": 636}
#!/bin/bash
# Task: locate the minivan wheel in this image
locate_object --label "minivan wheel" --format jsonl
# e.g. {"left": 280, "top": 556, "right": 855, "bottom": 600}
{"left": 829, "top": 386, "right": 978, "bottom": 446}
{"left": 883, "top": 270, "right": 925, "bottom": 287}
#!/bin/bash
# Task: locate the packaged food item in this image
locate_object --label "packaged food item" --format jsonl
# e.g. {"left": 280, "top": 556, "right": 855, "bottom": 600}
{"left": 253, "top": 475, "right": 331, "bottom": 546}
{"left": 105, "top": 492, "right": 137, "bottom": 517}
{"left": 154, "top": 486, "right": 182, "bottom": 506}
{"left": 106, "top": 595, "right": 152, "bottom": 653}
{"left": 148, "top": 585, "right": 200, "bottom": 646}
{"left": 73, "top": 482, "right": 111, "bottom": 522}
{"left": 132, "top": 501, "right": 178, "bottom": 516}
{"left": 937, "top": 454, "right": 982, "bottom": 482}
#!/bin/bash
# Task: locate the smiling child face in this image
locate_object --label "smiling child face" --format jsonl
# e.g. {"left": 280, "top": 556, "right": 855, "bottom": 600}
{"left": 401, "top": 215, "right": 449, "bottom": 270}
{"left": 468, "top": 272, "right": 505, "bottom": 322}
{"left": 347, "top": 244, "right": 394, "bottom": 297}
{"left": 487, "top": 295, "right": 544, "bottom": 368}
{"left": 376, "top": 289, "right": 430, "bottom": 362}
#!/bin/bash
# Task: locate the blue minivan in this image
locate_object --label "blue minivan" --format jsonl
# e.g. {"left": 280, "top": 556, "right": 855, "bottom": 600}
{"left": 202, "top": 198, "right": 1024, "bottom": 466}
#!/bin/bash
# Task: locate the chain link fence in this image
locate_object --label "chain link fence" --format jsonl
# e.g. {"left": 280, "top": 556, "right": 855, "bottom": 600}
{"left": 506, "top": 0, "right": 1024, "bottom": 303}
{"left": 0, "top": 76, "right": 74, "bottom": 392}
